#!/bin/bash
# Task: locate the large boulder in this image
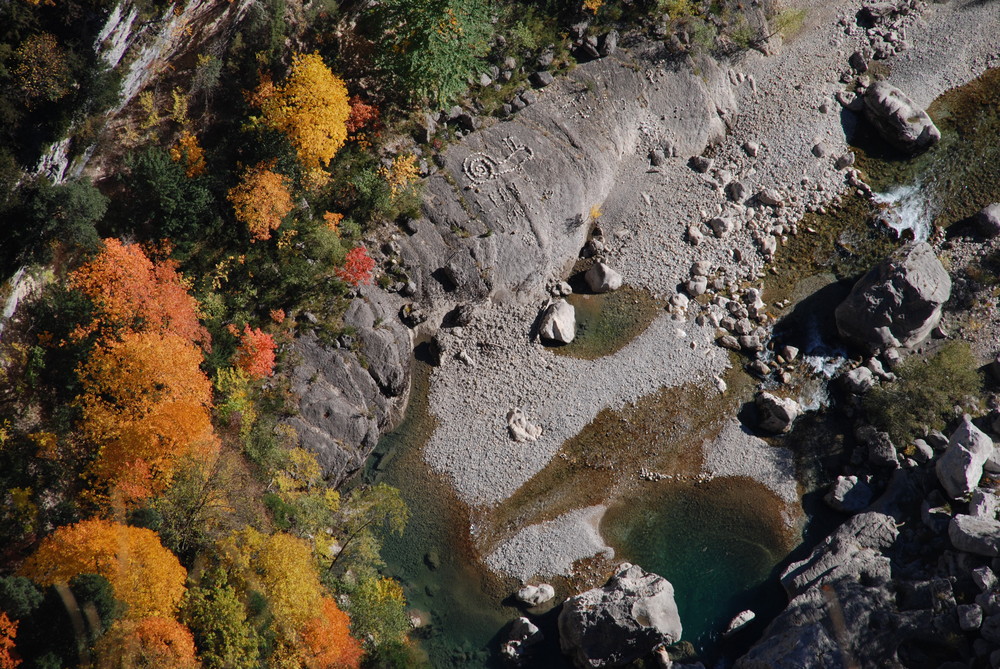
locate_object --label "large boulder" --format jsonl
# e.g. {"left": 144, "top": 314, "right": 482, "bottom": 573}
{"left": 834, "top": 242, "right": 951, "bottom": 352}
{"left": 862, "top": 81, "right": 941, "bottom": 153}
{"left": 936, "top": 415, "right": 993, "bottom": 499}
{"left": 976, "top": 203, "right": 1000, "bottom": 238}
{"left": 950, "top": 514, "right": 1000, "bottom": 557}
{"left": 558, "top": 563, "right": 682, "bottom": 668}
{"left": 756, "top": 392, "right": 800, "bottom": 434}
{"left": 780, "top": 512, "right": 898, "bottom": 599}
{"left": 539, "top": 299, "right": 577, "bottom": 343}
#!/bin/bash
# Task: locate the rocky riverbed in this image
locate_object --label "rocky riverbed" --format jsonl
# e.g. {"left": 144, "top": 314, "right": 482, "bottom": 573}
{"left": 289, "top": 0, "right": 1000, "bottom": 664}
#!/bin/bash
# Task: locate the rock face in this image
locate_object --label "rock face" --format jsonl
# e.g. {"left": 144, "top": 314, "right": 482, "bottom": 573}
{"left": 738, "top": 512, "right": 957, "bottom": 669}
{"left": 558, "top": 563, "right": 682, "bottom": 668}
{"left": 834, "top": 242, "right": 951, "bottom": 352}
{"left": 539, "top": 300, "right": 577, "bottom": 343}
{"left": 936, "top": 415, "right": 993, "bottom": 499}
{"left": 862, "top": 81, "right": 941, "bottom": 153}
{"left": 585, "top": 262, "right": 623, "bottom": 293}
{"left": 287, "top": 288, "right": 411, "bottom": 486}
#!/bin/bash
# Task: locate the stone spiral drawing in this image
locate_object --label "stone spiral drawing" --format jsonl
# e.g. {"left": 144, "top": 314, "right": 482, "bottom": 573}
{"left": 463, "top": 136, "right": 535, "bottom": 184}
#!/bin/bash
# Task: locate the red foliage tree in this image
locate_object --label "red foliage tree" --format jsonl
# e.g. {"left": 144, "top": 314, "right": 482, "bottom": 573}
{"left": 336, "top": 247, "right": 375, "bottom": 287}
{"left": 345, "top": 96, "right": 381, "bottom": 136}
{"left": 234, "top": 326, "right": 276, "bottom": 379}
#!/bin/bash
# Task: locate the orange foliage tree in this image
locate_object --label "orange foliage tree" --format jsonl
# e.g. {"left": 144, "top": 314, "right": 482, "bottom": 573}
{"left": 76, "top": 331, "right": 219, "bottom": 503}
{"left": 257, "top": 53, "right": 350, "bottom": 173}
{"left": 69, "top": 239, "right": 208, "bottom": 346}
{"left": 94, "top": 617, "right": 200, "bottom": 669}
{"left": 19, "top": 519, "right": 187, "bottom": 619}
{"left": 235, "top": 326, "right": 276, "bottom": 379}
{"left": 0, "top": 613, "right": 18, "bottom": 669}
{"left": 301, "top": 598, "right": 363, "bottom": 669}
{"left": 227, "top": 163, "right": 293, "bottom": 242}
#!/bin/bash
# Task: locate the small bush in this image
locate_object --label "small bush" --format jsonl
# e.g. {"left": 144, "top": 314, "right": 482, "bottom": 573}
{"left": 864, "top": 341, "right": 983, "bottom": 443}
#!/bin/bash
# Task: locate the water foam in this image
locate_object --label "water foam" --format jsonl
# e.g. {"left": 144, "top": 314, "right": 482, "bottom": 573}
{"left": 872, "top": 183, "right": 932, "bottom": 241}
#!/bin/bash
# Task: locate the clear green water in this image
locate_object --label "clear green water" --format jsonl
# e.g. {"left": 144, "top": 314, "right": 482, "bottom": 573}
{"left": 364, "top": 356, "right": 519, "bottom": 668}
{"left": 601, "top": 477, "right": 793, "bottom": 661}
{"left": 553, "top": 286, "right": 663, "bottom": 360}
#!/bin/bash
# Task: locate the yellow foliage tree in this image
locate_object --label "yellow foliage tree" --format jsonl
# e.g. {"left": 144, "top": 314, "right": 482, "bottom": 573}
{"left": 76, "top": 331, "right": 219, "bottom": 503}
{"left": 258, "top": 53, "right": 350, "bottom": 174}
{"left": 227, "top": 163, "right": 293, "bottom": 242}
{"left": 169, "top": 131, "right": 206, "bottom": 177}
{"left": 19, "top": 519, "right": 187, "bottom": 619}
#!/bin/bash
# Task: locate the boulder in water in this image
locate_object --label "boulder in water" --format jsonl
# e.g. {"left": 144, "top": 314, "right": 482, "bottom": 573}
{"left": 862, "top": 82, "right": 941, "bottom": 153}
{"left": 834, "top": 242, "right": 951, "bottom": 352}
{"left": 539, "top": 299, "right": 576, "bottom": 343}
{"left": 558, "top": 563, "right": 682, "bottom": 668}
{"left": 585, "top": 262, "right": 623, "bottom": 293}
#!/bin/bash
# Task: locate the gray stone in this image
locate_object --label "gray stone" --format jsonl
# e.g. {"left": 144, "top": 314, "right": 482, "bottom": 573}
{"left": 709, "top": 216, "right": 734, "bottom": 238}
{"left": 780, "top": 512, "right": 898, "bottom": 599}
{"left": 984, "top": 614, "right": 1000, "bottom": 645}
{"left": 689, "top": 155, "right": 713, "bottom": 173}
{"left": 835, "top": 152, "right": 856, "bottom": 169}
{"left": 757, "top": 188, "right": 784, "bottom": 207}
{"left": 558, "top": 563, "right": 682, "bottom": 669}
{"left": 863, "top": 81, "right": 941, "bottom": 153}
{"left": 912, "top": 438, "right": 934, "bottom": 463}
{"left": 585, "top": 262, "right": 623, "bottom": 293}
{"left": 726, "top": 180, "right": 748, "bottom": 202}
{"left": 755, "top": 392, "right": 800, "bottom": 434}
{"left": 724, "top": 610, "right": 756, "bottom": 637}
{"left": 539, "top": 299, "right": 576, "bottom": 343}
{"left": 517, "top": 583, "right": 555, "bottom": 606}
{"left": 743, "top": 140, "right": 760, "bottom": 157}
{"left": 972, "top": 566, "right": 997, "bottom": 592}
{"left": 842, "top": 366, "right": 876, "bottom": 394}
{"left": 959, "top": 604, "right": 984, "bottom": 631}
{"left": 507, "top": 408, "right": 543, "bottom": 442}
{"left": 530, "top": 71, "right": 555, "bottom": 88}
{"left": 824, "top": 475, "right": 874, "bottom": 513}
{"left": 971, "top": 488, "right": 999, "bottom": 519}
{"left": 835, "top": 242, "right": 951, "bottom": 352}
{"left": 950, "top": 515, "right": 1000, "bottom": 557}
{"left": 686, "top": 276, "right": 708, "bottom": 296}
{"left": 502, "top": 617, "right": 543, "bottom": 664}
{"left": 937, "top": 415, "right": 993, "bottom": 499}
{"left": 599, "top": 30, "right": 619, "bottom": 57}
{"left": 976, "top": 204, "right": 1000, "bottom": 238}
{"left": 849, "top": 51, "right": 869, "bottom": 73}
{"left": 691, "top": 260, "right": 712, "bottom": 277}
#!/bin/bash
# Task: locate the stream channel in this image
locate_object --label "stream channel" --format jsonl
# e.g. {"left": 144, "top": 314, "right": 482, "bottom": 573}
{"left": 361, "top": 67, "right": 1000, "bottom": 668}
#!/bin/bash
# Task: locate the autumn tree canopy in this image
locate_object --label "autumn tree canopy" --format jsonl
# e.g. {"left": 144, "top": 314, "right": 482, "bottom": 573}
{"left": 76, "top": 331, "right": 219, "bottom": 503}
{"left": 258, "top": 53, "right": 350, "bottom": 172}
{"left": 69, "top": 238, "right": 208, "bottom": 346}
{"left": 234, "top": 325, "right": 276, "bottom": 378}
{"left": 93, "top": 617, "right": 200, "bottom": 669}
{"left": 227, "top": 164, "right": 293, "bottom": 242}
{"left": 301, "top": 598, "right": 363, "bottom": 669}
{"left": 19, "top": 520, "right": 187, "bottom": 619}
{"left": 0, "top": 612, "right": 18, "bottom": 669}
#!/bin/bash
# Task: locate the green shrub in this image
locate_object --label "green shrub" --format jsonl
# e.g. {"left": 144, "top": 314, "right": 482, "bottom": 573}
{"left": 864, "top": 341, "right": 983, "bottom": 443}
{"left": 123, "top": 146, "right": 214, "bottom": 239}
{"left": 369, "top": 0, "right": 495, "bottom": 108}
